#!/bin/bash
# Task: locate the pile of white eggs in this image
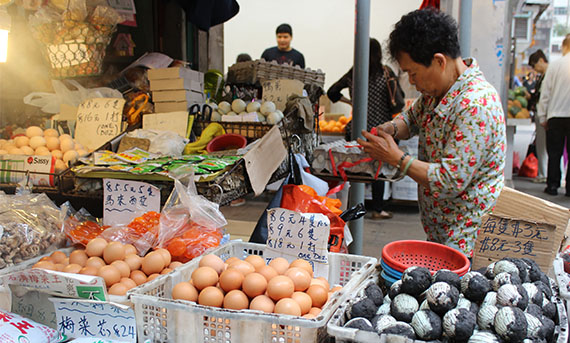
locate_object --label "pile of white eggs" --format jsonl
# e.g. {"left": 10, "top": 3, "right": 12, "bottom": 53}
{"left": 212, "top": 100, "right": 285, "bottom": 125}
{"left": 0, "top": 126, "right": 89, "bottom": 171}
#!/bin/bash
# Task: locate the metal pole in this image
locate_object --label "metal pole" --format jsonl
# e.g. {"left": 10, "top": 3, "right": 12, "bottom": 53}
{"left": 348, "top": 0, "right": 370, "bottom": 255}
{"left": 459, "top": 0, "right": 472, "bottom": 58}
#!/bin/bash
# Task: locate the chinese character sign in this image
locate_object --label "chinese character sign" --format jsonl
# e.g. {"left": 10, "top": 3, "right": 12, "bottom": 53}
{"left": 75, "top": 98, "right": 125, "bottom": 151}
{"left": 473, "top": 214, "right": 556, "bottom": 271}
{"left": 103, "top": 179, "right": 160, "bottom": 226}
{"left": 51, "top": 299, "right": 136, "bottom": 342}
{"left": 265, "top": 208, "right": 330, "bottom": 278}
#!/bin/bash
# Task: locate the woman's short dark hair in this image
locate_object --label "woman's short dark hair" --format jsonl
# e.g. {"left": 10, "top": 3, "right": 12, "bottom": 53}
{"left": 276, "top": 23, "right": 292, "bottom": 36}
{"left": 388, "top": 9, "right": 461, "bottom": 67}
{"left": 528, "top": 49, "right": 547, "bottom": 67}
{"left": 236, "top": 53, "right": 252, "bottom": 63}
{"left": 369, "top": 38, "right": 383, "bottom": 75}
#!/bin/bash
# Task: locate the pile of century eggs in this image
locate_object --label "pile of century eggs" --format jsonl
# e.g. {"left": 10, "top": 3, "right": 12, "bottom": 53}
{"left": 344, "top": 258, "right": 559, "bottom": 342}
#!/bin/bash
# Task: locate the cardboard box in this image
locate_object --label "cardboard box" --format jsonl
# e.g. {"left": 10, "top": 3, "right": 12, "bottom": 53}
{"left": 152, "top": 89, "right": 204, "bottom": 103}
{"left": 147, "top": 67, "right": 204, "bottom": 84}
{"left": 149, "top": 78, "right": 203, "bottom": 92}
{"left": 154, "top": 101, "right": 194, "bottom": 113}
{"left": 472, "top": 187, "right": 570, "bottom": 271}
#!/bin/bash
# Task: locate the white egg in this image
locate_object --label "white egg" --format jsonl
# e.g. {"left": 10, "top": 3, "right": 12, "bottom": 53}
{"left": 260, "top": 101, "right": 276, "bottom": 115}
{"left": 59, "top": 134, "right": 72, "bottom": 141}
{"left": 275, "top": 110, "right": 285, "bottom": 119}
{"left": 35, "top": 146, "right": 51, "bottom": 156}
{"left": 29, "top": 136, "right": 46, "bottom": 149}
{"left": 45, "top": 137, "right": 60, "bottom": 151}
{"left": 257, "top": 113, "right": 266, "bottom": 122}
{"left": 43, "top": 128, "right": 59, "bottom": 137}
{"left": 51, "top": 149, "right": 63, "bottom": 159}
{"left": 26, "top": 126, "right": 43, "bottom": 138}
{"left": 266, "top": 112, "right": 282, "bottom": 125}
{"left": 246, "top": 101, "right": 261, "bottom": 113}
{"left": 238, "top": 111, "right": 247, "bottom": 116}
{"left": 231, "top": 99, "right": 246, "bottom": 113}
{"left": 60, "top": 139, "right": 75, "bottom": 153}
{"left": 8, "top": 148, "right": 24, "bottom": 155}
{"left": 226, "top": 111, "right": 237, "bottom": 116}
{"left": 0, "top": 150, "right": 7, "bottom": 155}
{"left": 14, "top": 136, "right": 30, "bottom": 148}
{"left": 63, "top": 150, "right": 78, "bottom": 164}
{"left": 20, "top": 146, "right": 34, "bottom": 155}
{"left": 218, "top": 101, "right": 231, "bottom": 114}
{"left": 211, "top": 111, "right": 222, "bottom": 122}
{"left": 76, "top": 149, "right": 88, "bottom": 157}
{"left": 55, "top": 159, "right": 67, "bottom": 172}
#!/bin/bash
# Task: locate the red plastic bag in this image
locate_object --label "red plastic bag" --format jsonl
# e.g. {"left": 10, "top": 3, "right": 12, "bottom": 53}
{"left": 280, "top": 184, "right": 346, "bottom": 253}
{"left": 519, "top": 152, "right": 538, "bottom": 178}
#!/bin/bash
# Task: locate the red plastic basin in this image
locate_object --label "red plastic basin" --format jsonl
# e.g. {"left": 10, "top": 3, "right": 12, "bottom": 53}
{"left": 206, "top": 134, "right": 247, "bottom": 153}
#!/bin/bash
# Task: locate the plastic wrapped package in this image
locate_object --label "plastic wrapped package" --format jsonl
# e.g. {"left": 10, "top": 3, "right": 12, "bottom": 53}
{"left": 0, "top": 193, "right": 66, "bottom": 269}
{"left": 125, "top": 129, "right": 189, "bottom": 157}
{"left": 0, "top": 309, "right": 64, "bottom": 342}
{"left": 61, "top": 202, "right": 107, "bottom": 246}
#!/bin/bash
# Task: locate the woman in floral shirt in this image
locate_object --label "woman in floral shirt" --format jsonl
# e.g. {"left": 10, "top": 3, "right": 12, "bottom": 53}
{"left": 358, "top": 9, "right": 506, "bottom": 257}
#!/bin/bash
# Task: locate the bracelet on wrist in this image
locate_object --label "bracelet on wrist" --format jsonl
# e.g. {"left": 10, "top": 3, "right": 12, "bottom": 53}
{"left": 391, "top": 121, "right": 398, "bottom": 138}
{"left": 396, "top": 152, "right": 409, "bottom": 171}
{"left": 402, "top": 156, "right": 416, "bottom": 176}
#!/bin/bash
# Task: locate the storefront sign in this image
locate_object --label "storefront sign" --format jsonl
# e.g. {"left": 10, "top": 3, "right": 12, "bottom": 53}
{"left": 51, "top": 298, "right": 136, "bottom": 342}
{"left": 75, "top": 98, "right": 125, "bottom": 151}
{"left": 261, "top": 79, "right": 303, "bottom": 111}
{"left": 103, "top": 179, "right": 160, "bottom": 226}
{"left": 473, "top": 214, "right": 556, "bottom": 271}
{"left": 265, "top": 208, "right": 330, "bottom": 278}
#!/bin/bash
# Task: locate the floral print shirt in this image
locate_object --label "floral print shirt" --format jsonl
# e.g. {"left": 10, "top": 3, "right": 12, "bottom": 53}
{"left": 398, "top": 58, "right": 506, "bottom": 257}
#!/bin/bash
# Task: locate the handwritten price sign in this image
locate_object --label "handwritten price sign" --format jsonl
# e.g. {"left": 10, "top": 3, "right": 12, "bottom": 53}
{"left": 265, "top": 208, "right": 330, "bottom": 278}
{"left": 75, "top": 98, "right": 125, "bottom": 151}
{"left": 103, "top": 179, "right": 160, "bottom": 226}
{"left": 261, "top": 79, "right": 303, "bottom": 111}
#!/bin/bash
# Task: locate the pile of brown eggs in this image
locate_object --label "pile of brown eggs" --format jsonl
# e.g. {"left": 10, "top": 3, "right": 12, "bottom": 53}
{"left": 32, "top": 238, "right": 183, "bottom": 296}
{"left": 172, "top": 254, "right": 342, "bottom": 318}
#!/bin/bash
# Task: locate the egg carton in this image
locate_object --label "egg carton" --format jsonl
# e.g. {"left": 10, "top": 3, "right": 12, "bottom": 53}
{"left": 129, "top": 241, "right": 377, "bottom": 343}
{"left": 312, "top": 140, "right": 402, "bottom": 181}
{"left": 327, "top": 276, "right": 569, "bottom": 343}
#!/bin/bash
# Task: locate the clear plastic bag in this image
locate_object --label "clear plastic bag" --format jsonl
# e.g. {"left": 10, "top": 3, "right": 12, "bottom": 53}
{"left": 0, "top": 309, "right": 64, "bottom": 343}
{"left": 0, "top": 193, "right": 67, "bottom": 269}
{"left": 126, "top": 129, "right": 189, "bottom": 156}
{"left": 61, "top": 202, "right": 106, "bottom": 246}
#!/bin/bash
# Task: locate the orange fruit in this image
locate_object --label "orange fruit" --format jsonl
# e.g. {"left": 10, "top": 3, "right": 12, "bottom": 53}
{"left": 339, "top": 117, "right": 348, "bottom": 125}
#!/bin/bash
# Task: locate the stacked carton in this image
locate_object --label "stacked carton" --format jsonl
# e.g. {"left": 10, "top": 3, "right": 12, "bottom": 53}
{"left": 148, "top": 67, "right": 205, "bottom": 113}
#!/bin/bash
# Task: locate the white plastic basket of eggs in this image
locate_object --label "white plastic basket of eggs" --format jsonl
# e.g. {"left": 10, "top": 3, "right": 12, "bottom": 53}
{"left": 0, "top": 126, "right": 89, "bottom": 173}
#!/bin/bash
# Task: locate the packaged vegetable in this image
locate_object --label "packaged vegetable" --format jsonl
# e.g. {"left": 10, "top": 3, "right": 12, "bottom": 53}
{"left": 0, "top": 309, "right": 64, "bottom": 343}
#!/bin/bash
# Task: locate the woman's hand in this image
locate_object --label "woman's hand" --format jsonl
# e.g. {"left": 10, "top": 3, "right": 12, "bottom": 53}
{"left": 357, "top": 130, "right": 402, "bottom": 167}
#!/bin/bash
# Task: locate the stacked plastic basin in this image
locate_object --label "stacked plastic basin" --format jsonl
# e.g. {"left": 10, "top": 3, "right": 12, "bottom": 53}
{"left": 380, "top": 240, "right": 470, "bottom": 286}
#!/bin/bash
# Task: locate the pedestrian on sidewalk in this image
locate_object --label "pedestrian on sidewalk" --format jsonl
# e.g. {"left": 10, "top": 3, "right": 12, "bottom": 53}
{"left": 528, "top": 49, "right": 548, "bottom": 183}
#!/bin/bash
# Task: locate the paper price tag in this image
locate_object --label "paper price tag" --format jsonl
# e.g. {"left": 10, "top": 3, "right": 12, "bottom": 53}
{"left": 75, "top": 98, "right": 125, "bottom": 151}
{"left": 261, "top": 79, "right": 304, "bottom": 111}
{"left": 103, "top": 179, "right": 160, "bottom": 226}
{"left": 51, "top": 299, "right": 136, "bottom": 342}
{"left": 265, "top": 208, "right": 330, "bottom": 277}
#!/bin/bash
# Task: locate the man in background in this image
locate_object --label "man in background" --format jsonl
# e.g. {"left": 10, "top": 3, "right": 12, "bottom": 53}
{"left": 261, "top": 23, "right": 305, "bottom": 68}
{"left": 537, "top": 35, "right": 570, "bottom": 196}
{"left": 528, "top": 49, "right": 549, "bottom": 183}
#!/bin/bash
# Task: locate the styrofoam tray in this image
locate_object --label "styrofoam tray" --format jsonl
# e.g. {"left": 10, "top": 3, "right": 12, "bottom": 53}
{"left": 130, "top": 241, "right": 377, "bottom": 343}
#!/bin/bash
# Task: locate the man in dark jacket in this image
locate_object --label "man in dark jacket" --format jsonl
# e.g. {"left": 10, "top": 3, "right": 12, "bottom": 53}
{"left": 261, "top": 24, "right": 305, "bottom": 68}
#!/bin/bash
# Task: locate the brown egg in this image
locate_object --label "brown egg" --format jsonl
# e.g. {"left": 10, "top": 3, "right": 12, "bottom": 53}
{"left": 228, "top": 260, "right": 255, "bottom": 276}
{"left": 86, "top": 238, "right": 107, "bottom": 257}
{"left": 123, "top": 244, "right": 137, "bottom": 256}
{"left": 54, "top": 264, "right": 65, "bottom": 272}
{"left": 284, "top": 267, "right": 311, "bottom": 292}
{"left": 120, "top": 278, "right": 137, "bottom": 290}
{"left": 219, "top": 268, "right": 244, "bottom": 292}
{"left": 124, "top": 254, "right": 142, "bottom": 271}
{"left": 266, "top": 275, "right": 294, "bottom": 301}
{"left": 169, "top": 261, "right": 183, "bottom": 269}
{"left": 98, "top": 265, "right": 121, "bottom": 287}
{"left": 274, "top": 298, "right": 302, "bottom": 316}
{"left": 33, "top": 261, "right": 56, "bottom": 270}
{"left": 242, "top": 272, "right": 267, "bottom": 298}
{"left": 225, "top": 257, "right": 241, "bottom": 265}
{"left": 306, "top": 285, "right": 328, "bottom": 308}
{"left": 108, "top": 283, "right": 128, "bottom": 296}
{"left": 50, "top": 251, "right": 67, "bottom": 264}
{"left": 223, "top": 290, "right": 249, "bottom": 310}
{"left": 257, "top": 265, "right": 278, "bottom": 282}
{"left": 39, "top": 256, "right": 52, "bottom": 262}
{"left": 63, "top": 264, "right": 82, "bottom": 274}
{"left": 302, "top": 313, "right": 316, "bottom": 319}
{"left": 103, "top": 242, "right": 125, "bottom": 264}
{"left": 69, "top": 250, "right": 88, "bottom": 267}
{"left": 268, "top": 258, "right": 289, "bottom": 274}
{"left": 191, "top": 266, "right": 219, "bottom": 290}
{"left": 199, "top": 254, "right": 225, "bottom": 275}
{"left": 160, "top": 268, "right": 173, "bottom": 275}
{"left": 330, "top": 286, "right": 343, "bottom": 293}
{"left": 141, "top": 252, "right": 165, "bottom": 275}
{"left": 147, "top": 273, "right": 160, "bottom": 282}
{"left": 172, "top": 282, "right": 198, "bottom": 302}
{"left": 79, "top": 266, "right": 99, "bottom": 276}
{"left": 61, "top": 257, "right": 70, "bottom": 266}
{"left": 309, "top": 307, "right": 321, "bottom": 316}
{"left": 111, "top": 261, "right": 131, "bottom": 278}
{"left": 290, "top": 259, "right": 314, "bottom": 277}
{"left": 85, "top": 256, "right": 106, "bottom": 269}
{"left": 310, "top": 277, "right": 330, "bottom": 291}
{"left": 291, "top": 292, "right": 312, "bottom": 315}
{"left": 245, "top": 255, "right": 265, "bottom": 271}
{"left": 198, "top": 286, "right": 224, "bottom": 307}
{"left": 249, "top": 295, "right": 275, "bottom": 313}
{"left": 130, "top": 270, "right": 147, "bottom": 285}
{"left": 155, "top": 248, "right": 172, "bottom": 267}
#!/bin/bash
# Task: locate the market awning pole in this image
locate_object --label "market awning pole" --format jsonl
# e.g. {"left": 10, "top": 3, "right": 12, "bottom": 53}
{"left": 459, "top": 0, "right": 472, "bottom": 58}
{"left": 348, "top": 0, "right": 370, "bottom": 255}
